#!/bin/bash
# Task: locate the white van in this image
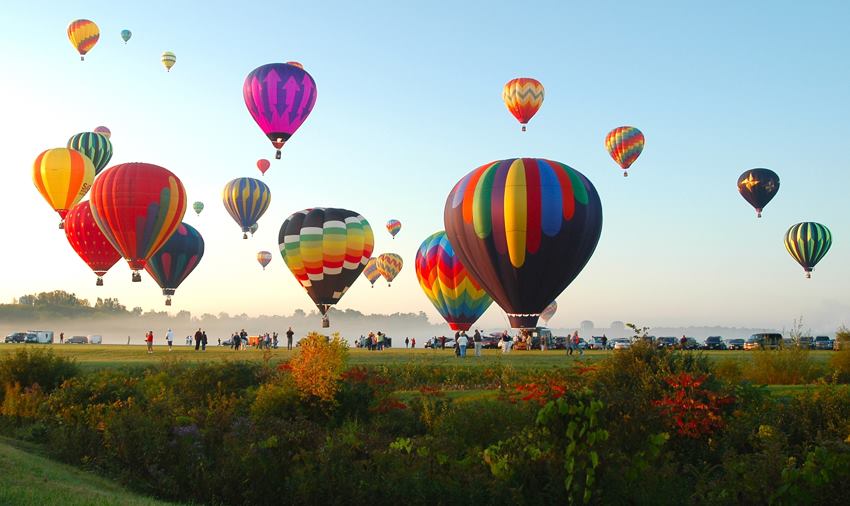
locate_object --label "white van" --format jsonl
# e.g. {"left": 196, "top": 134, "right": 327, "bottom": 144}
{"left": 27, "top": 330, "right": 54, "bottom": 344}
{"left": 88, "top": 335, "right": 103, "bottom": 344}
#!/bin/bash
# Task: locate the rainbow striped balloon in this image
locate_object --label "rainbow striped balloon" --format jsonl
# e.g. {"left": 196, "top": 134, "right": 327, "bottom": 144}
{"left": 67, "top": 132, "right": 112, "bottom": 175}
{"left": 445, "top": 158, "right": 602, "bottom": 329}
{"left": 362, "top": 257, "right": 381, "bottom": 287}
{"left": 279, "top": 208, "right": 374, "bottom": 319}
{"left": 386, "top": 219, "right": 401, "bottom": 238}
{"left": 784, "top": 222, "right": 832, "bottom": 279}
{"left": 502, "top": 78, "right": 544, "bottom": 131}
{"left": 377, "top": 253, "right": 403, "bottom": 286}
{"left": 145, "top": 223, "right": 204, "bottom": 305}
{"left": 605, "top": 126, "right": 645, "bottom": 177}
{"left": 257, "top": 251, "right": 273, "bottom": 270}
{"left": 415, "top": 231, "right": 492, "bottom": 331}
{"left": 222, "top": 178, "right": 271, "bottom": 239}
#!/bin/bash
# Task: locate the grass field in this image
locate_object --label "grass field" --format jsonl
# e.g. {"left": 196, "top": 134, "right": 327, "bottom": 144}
{"left": 0, "top": 343, "right": 838, "bottom": 372}
{"left": 0, "top": 436, "right": 179, "bottom": 506}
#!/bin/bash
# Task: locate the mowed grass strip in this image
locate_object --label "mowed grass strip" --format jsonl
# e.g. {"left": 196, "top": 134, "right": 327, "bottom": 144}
{"left": 0, "top": 436, "right": 180, "bottom": 506}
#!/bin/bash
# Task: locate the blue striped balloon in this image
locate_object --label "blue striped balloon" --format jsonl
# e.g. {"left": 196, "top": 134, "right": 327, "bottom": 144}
{"left": 67, "top": 132, "right": 113, "bottom": 175}
{"left": 222, "top": 177, "right": 271, "bottom": 239}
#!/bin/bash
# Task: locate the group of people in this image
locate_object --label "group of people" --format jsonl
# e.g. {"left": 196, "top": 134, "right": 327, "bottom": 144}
{"left": 425, "top": 330, "right": 485, "bottom": 358}
{"left": 356, "top": 331, "right": 389, "bottom": 350}
{"left": 227, "top": 327, "right": 295, "bottom": 350}
{"left": 137, "top": 327, "right": 298, "bottom": 352}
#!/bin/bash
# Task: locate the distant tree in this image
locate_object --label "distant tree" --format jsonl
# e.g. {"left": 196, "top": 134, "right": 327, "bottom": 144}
{"left": 610, "top": 321, "right": 625, "bottom": 331}
{"left": 580, "top": 320, "right": 595, "bottom": 333}
{"left": 132, "top": 306, "right": 143, "bottom": 316}
{"left": 292, "top": 309, "right": 307, "bottom": 318}
{"left": 95, "top": 297, "right": 127, "bottom": 313}
{"left": 175, "top": 310, "right": 192, "bottom": 320}
{"left": 217, "top": 312, "right": 230, "bottom": 320}
{"left": 626, "top": 322, "right": 651, "bottom": 342}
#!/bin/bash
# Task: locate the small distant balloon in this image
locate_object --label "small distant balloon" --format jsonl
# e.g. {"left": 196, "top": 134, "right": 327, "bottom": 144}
{"left": 286, "top": 61, "right": 304, "bottom": 69}
{"left": 737, "top": 168, "right": 780, "bottom": 218}
{"left": 502, "top": 78, "right": 544, "bottom": 131}
{"left": 161, "top": 51, "right": 176, "bottom": 72}
{"left": 249, "top": 223, "right": 259, "bottom": 236}
{"left": 377, "top": 253, "right": 403, "bottom": 287}
{"left": 386, "top": 219, "right": 401, "bottom": 239}
{"left": 67, "top": 132, "right": 112, "bottom": 175}
{"left": 784, "top": 222, "right": 832, "bottom": 279}
{"left": 93, "top": 126, "right": 111, "bottom": 138}
{"left": 222, "top": 178, "right": 270, "bottom": 239}
{"left": 192, "top": 201, "right": 204, "bottom": 216}
{"left": 120, "top": 29, "right": 132, "bottom": 44}
{"left": 605, "top": 126, "right": 645, "bottom": 177}
{"left": 257, "top": 251, "right": 272, "bottom": 270}
{"left": 68, "top": 19, "right": 99, "bottom": 60}
{"left": 257, "top": 159, "right": 271, "bottom": 175}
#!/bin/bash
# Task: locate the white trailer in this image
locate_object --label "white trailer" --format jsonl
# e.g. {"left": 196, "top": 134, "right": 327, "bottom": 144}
{"left": 27, "top": 330, "right": 54, "bottom": 344}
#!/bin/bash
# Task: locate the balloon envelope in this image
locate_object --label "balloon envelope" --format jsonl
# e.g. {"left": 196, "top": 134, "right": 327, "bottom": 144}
{"left": 68, "top": 19, "right": 99, "bottom": 60}
{"left": 193, "top": 201, "right": 204, "bottom": 216}
{"left": 145, "top": 223, "right": 204, "bottom": 305}
{"left": 540, "top": 301, "right": 557, "bottom": 324}
{"left": 89, "top": 163, "right": 187, "bottom": 280}
{"left": 33, "top": 148, "right": 95, "bottom": 227}
{"left": 737, "top": 168, "right": 780, "bottom": 218}
{"left": 120, "top": 29, "right": 131, "bottom": 43}
{"left": 377, "top": 253, "right": 403, "bottom": 286}
{"left": 222, "top": 178, "right": 271, "bottom": 238}
{"left": 415, "top": 231, "right": 492, "bottom": 331}
{"left": 278, "top": 208, "right": 373, "bottom": 320}
{"left": 605, "top": 126, "right": 645, "bottom": 176}
{"left": 162, "top": 51, "right": 176, "bottom": 71}
{"left": 243, "top": 63, "right": 317, "bottom": 159}
{"left": 362, "top": 257, "right": 381, "bottom": 286}
{"left": 502, "top": 78, "right": 544, "bottom": 131}
{"left": 257, "top": 251, "right": 272, "bottom": 269}
{"left": 784, "top": 222, "right": 832, "bottom": 278}
{"left": 386, "top": 219, "right": 401, "bottom": 238}
{"left": 67, "top": 132, "right": 112, "bottom": 175}
{"left": 93, "top": 126, "right": 111, "bottom": 138}
{"left": 64, "top": 201, "right": 121, "bottom": 285}
{"left": 257, "top": 159, "right": 271, "bottom": 175}
{"left": 444, "top": 158, "right": 603, "bottom": 328}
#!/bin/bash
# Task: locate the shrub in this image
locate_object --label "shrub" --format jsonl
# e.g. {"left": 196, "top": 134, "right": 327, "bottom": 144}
{"left": 287, "top": 332, "right": 349, "bottom": 402}
{"left": 0, "top": 348, "right": 78, "bottom": 402}
{"left": 744, "top": 348, "right": 824, "bottom": 385}
{"left": 830, "top": 349, "right": 850, "bottom": 383}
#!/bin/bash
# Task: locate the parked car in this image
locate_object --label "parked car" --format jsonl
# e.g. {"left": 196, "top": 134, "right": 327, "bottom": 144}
{"left": 65, "top": 335, "right": 88, "bottom": 344}
{"left": 798, "top": 336, "right": 815, "bottom": 349}
{"left": 703, "top": 336, "right": 726, "bottom": 350}
{"left": 612, "top": 338, "right": 631, "bottom": 350}
{"left": 88, "top": 335, "right": 103, "bottom": 344}
{"left": 4, "top": 332, "right": 28, "bottom": 343}
{"left": 589, "top": 336, "right": 611, "bottom": 350}
{"left": 480, "top": 336, "right": 501, "bottom": 349}
{"left": 725, "top": 338, "right": 745, "bottom": 350}
{"left": 657, "top": 336, "right": 677, "bottom": 349}
{"left": 27, "top": 330, "right": 54, "bottom": 344}
{"left": 744, "top": 333, "right": 783, "bottom": 350}
{"left": 813, "top": 335, "right": 834, "bottom": 350}
{"left": 550, "top": 336, "right": 568, "bottom": 350}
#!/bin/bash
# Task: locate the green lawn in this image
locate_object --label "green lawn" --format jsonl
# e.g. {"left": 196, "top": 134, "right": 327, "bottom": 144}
{"left": 0, "top": 344, "right": 838, "bottom": 372}
{"left": 0, "top": 436, "right": 179, "bottom": 506}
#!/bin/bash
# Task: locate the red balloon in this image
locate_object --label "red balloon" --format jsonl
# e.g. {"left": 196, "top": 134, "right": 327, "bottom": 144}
{"left": 257, "top": 158, "right": 271, "bottom": 175}
{"left": 64, "top": 200, "right": 121, "bottom": 286}
{"left": 89, "top": 163, "right": 187, "bottom": 282}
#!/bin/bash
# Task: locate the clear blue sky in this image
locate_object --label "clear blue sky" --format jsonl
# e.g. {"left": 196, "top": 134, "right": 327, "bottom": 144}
{"left": 2, "top": 1, "right": 849, "bottom": 333}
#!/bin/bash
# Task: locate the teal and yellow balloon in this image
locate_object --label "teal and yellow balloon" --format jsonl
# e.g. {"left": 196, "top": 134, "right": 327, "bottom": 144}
{"left": 784, "top": 222, "right": 832, "bottom": 278}
{"left": 67, "top": 132, "right": 112, "bottom": 175}
{"left": 222, "top": 178, "right": 271, "bottom": 239}
{"left": 120, "top": 29, "right": 132, "bottom": 44}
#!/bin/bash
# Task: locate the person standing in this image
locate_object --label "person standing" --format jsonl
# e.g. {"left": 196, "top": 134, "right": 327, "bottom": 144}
{"left": 240, "top": 329, "right": 248, "bottom": 351}
{"left": 405, "top": 337, "right": 409, "bottom": 348}
{"left": 166, "top": 328, "right": 174, "bottom": 351}
{"left": 680, "top": 335, "right": 687, "bottom": 350}
{"left": 59, "top": 332, "right": 64, "bottom": 344}
{"left": 571, "top": 331, "right": 583, "bottom": 356}
{"left": 201, "top": 330, "right": 208, "bottom": 351}
{"left": 411, "top": 337, "right": 416, "bottom": 349}
{"left": 473, "top": 329, "right": 483, "bottom": 357}
{"left": 273, "top": 332, "right": 278, "bottom": 349}
{"left": 194, "top": 328, "right": 203, "bottom": 351}
{"left": 440, "top": 335, "right": 446, "bottom": 350}
{"left": 286, "top": 327, "right": 294, "bottom": 350}
{"left": 602, "top": 334, "right": 608, "bottom": 350}
{"left": 457, "top": 332, "right": 469, "bottom": 358}
{"left": 145, "top": 330, "right": 154, "bottom": 354}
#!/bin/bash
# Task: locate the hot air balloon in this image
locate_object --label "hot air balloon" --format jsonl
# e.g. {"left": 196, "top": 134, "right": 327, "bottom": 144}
{"left": 286, "top": 61, "right": 304, "bottom": 69}
{"left": 222, "top": 178, "right": 271, "bottom": 239}
{"left": 64, "top": 201, "right": 121, "bottom": 286}
{"left": 605, "top": 126, "right": 645, "bottom": 177}
{"left": 539, "top": 301, "right": 557, "bottom": 325}
{"left": 161, "top": 51, "right": 176, "bottom": 72}
{"left": 784, "top": 222, "right": 832, "bottom": 278}
{"left": 121, "top": 29, "right": 131, "bottom": 43}
{"left": 362, "top": 257, "right": 381, "bottom": 287}
{"left": 145, "top": 223, "right": 204, "bottom": 305}
{"left": 243, "top": 62, "right": 317, "bottom": 159}
{"left": 67, "top": 132, "right": 112, "bottom": 175}
{"left": 445, "top": 158, "right": 603, "bottom": 329}
{"left": 67, "top": 19, "right": 99, "bottom": 60}
{"left": 279, "top": 208, "right": 373, "bottom": 326}
{"left": 89, "top": 163, "right": 187, "bottom": 282}
{"left": 415, "top": 231, "right": 493, "bottom": 331}
{"left": 33, "top": 148, "right": 95, "bottom": 228}
{"left": 249, "top": 223, "right": 259, "bottom": 236}
{"left": 386, "top": 219, "right": 401, "bottom": 239}
{"left": 192, "top": 201, "right": 204, "bottom": 216}
{"left": 502, "top": 78, "right": 544, "bottom": 131}
{"left": 257, "top": 251, "right": 272, "bottom": 270}
{"left": 93, "top": 126, "right": 111, "bottom": 138}
{"left": 737, "top": 168, "right": 780, "bottom": 218}
{"left": 377, "top": 253, "right": 403, "bottom": 286}
{"left": 257, "top": 159, "right": 271, "bottom": 175}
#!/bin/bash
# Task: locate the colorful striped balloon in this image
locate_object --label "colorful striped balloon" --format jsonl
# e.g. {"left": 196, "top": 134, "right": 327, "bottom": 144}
{"left": 279, "top": 208, "right": 374, "bottom": 323}
{"left": 502, "top": 78, "right": 544, "bottom": 131}
{"left": 377, "top": 253, "right": 403, "bottom": 286}
{"left": 222, "top": 178, "right": 271, "bottom": 239}
{"left": 161, "top": 51, "right": 176, "bottom": 72}
{"left": 445, "top": 158, "right": 603, "bottom": 329}
{"left": 362, "top": 257, "right": 381, "bottom": 287}
{"left": 67, "top": 132, "right": 112, "bottom": 175}
{"left": 784, "top": 222, "right": 832, "bottom": 278}
{"left": 605, "top": 126, "right": 645, "bottom": 177}
{"left": 89, "top": 163, "right": 187, "bottom": 282}
{"left": 33, "top": 148, "right": 95, "bottom": 228}
{"left": 93, "top": 126, "right": 111, "bottom": 138}
{"left": 64, "top": 200, "right": 121, "bottom": 286}
{"left": 539, "top": 301, "right": 557, "bottom": 324}
{"left": 386, "top": 219, "right": 401, "bottom": 238}
{"left": 257, "top": 251, "right": 273, "bottom": 270}
{"left": 67, "top": 19, "right": 99, "bottom": 60}
{"left": 243, "top": 62, "right": 317, "bottom": 159}
{"left": 145, "top": 223, "right": 204, "bottom": 305}
{"left": 415, "top": 231, "right": 492, "bottom": 331}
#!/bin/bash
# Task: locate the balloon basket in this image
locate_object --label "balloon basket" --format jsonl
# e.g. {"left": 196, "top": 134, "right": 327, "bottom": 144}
{"left": 165, "top": 297, "right": 172, "bottom": 306}
{"left": 521, "top": 125, "right": 526, "bottom": 132}
{"left": 756, "top": 209, "right": 763, "bottom": 218}
{"left": 80, "top": 56, "right": 84, "bottom": 61}
{"left": 322, "top": 319, "right": 330, "bottom": 328}
{"left": 275, "top": 151, "right": 281, "bottom": 160}
{"left": 623, "top": 171, "right": 629, "bottom": 177}
{"left": 132, "top": 272, "right": 141, "bottom": 282}
{"left": 96, "top": 277, "right": 103, "bottom": 287}
{"left": 59, "top": 221, "right": 65, "bottom": 230}
{"left": 243, "top": 233, "right": 248, "bottom": 239}
{"left": 806, "top": 272, "right": 812, "bottom": 279}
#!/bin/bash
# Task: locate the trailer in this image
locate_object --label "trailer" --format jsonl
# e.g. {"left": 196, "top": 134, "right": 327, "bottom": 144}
{"left": 27, "top": 330, "right": 54, "bottom": 344}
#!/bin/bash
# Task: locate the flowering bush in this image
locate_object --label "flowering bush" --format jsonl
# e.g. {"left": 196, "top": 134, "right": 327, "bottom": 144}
{"left": 653, "top": 372, "right": 733, "bottom": 438}
{"left": 285, "top": 332, "right": 349, "bottom": 402}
